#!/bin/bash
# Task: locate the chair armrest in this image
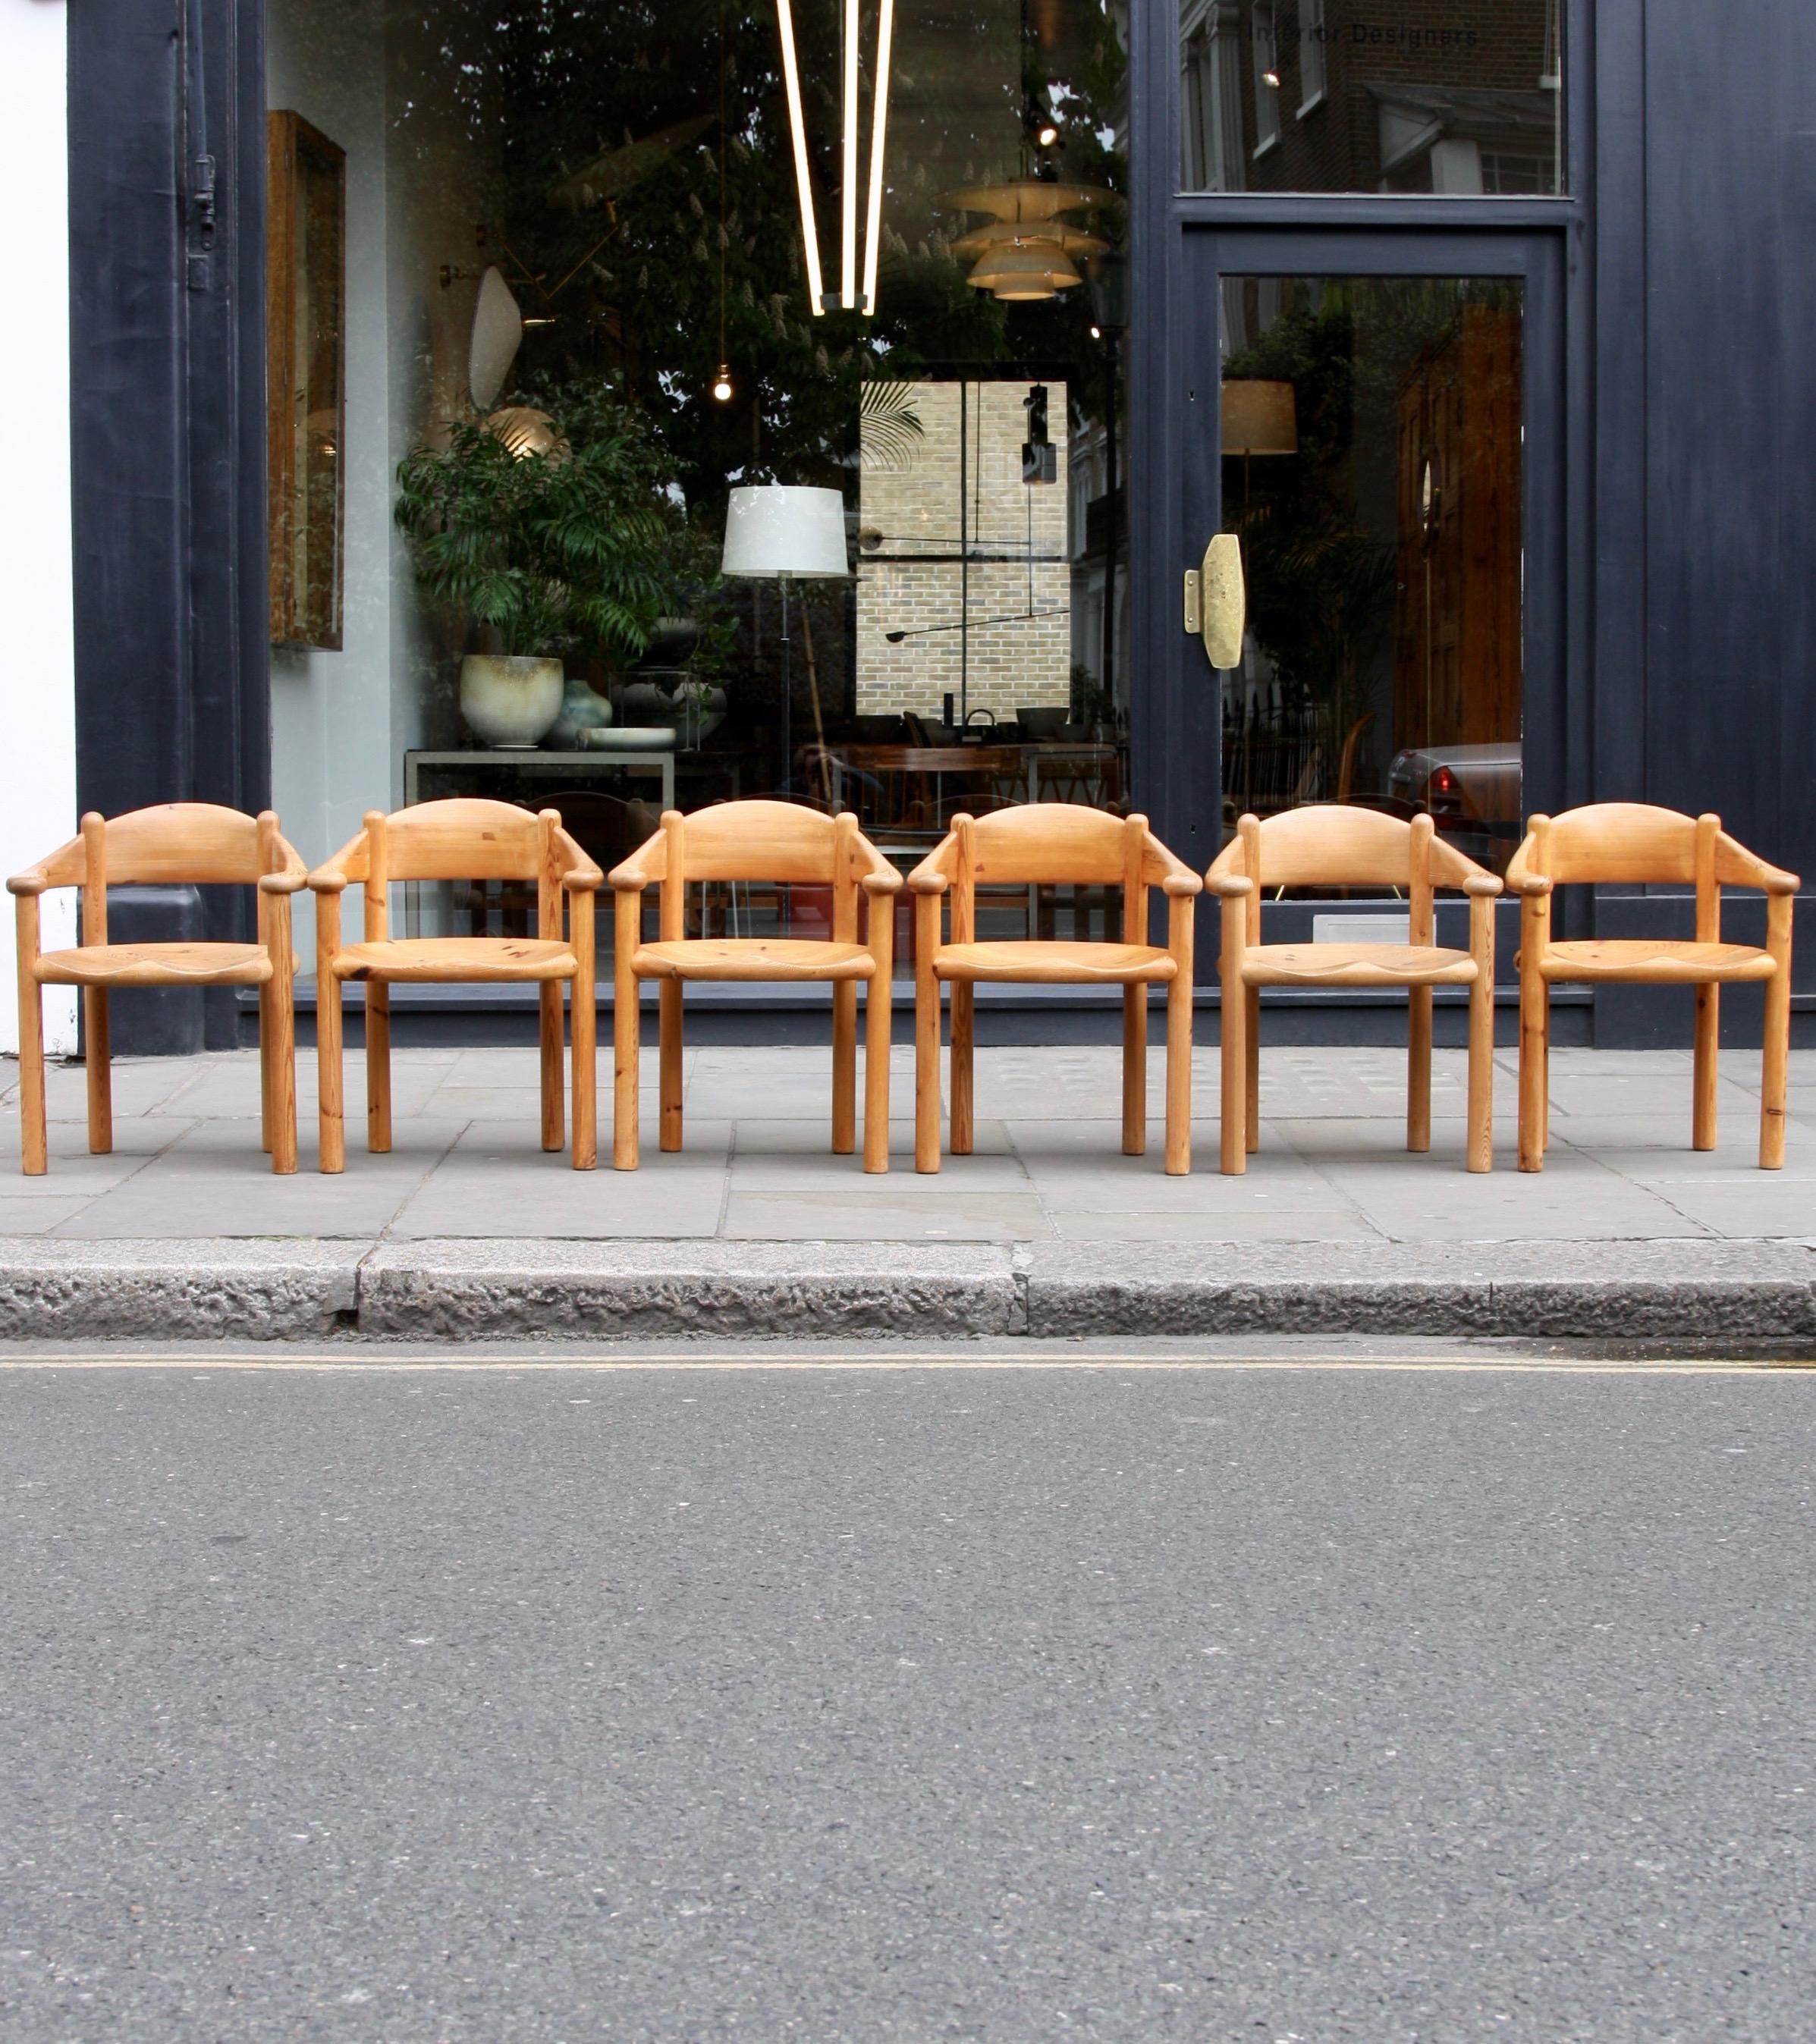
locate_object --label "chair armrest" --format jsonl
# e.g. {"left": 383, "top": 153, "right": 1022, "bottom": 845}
{"left": 906, "top": 859, "right": 949, "bottom": 895}
{"left": 608, "top": 838, "right": 665, "bottom": 891}
{"left": 7, "top": 868, "right": 50, "bottom": 897}
{"left": 563, "top": 864, "right": 605, "bottom": 893}
{"left": 1161, "top": 872, "right": 1202, "bottom": 899}
{"left": 259, "top": 871, "right": 308, "bottom": 896}
{"left": 306, "top": 868, "right": 349, "bottom": 894}
{"left": 1463, "top": 874, "right": 1503, "bottom": 898}
{"left": 1205, "top": 873, "right": 1252, "bottom": 900}
{"left": 861, "top": 868, "right": 903, "bottom": 897}
{"left": 1506, "top": 873, "right": 1552, "bottom": 897}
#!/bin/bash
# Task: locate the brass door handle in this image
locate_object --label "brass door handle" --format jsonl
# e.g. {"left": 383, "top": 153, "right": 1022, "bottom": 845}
{"left": 1182, "top": 532, "right": 1245, "bottom": 671}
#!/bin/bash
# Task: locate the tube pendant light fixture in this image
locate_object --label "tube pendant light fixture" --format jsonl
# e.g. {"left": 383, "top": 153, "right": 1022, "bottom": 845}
{"left": 775, "top": 0, "right": 894, "bottom": 316}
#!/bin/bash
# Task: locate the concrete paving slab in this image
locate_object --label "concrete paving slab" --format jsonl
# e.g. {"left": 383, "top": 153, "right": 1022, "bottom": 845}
{"left": 721, "top": 1189, "right": 1051, "bottom": 1243}
{"left": 0, "top": 1195, "right": 109, "bottom": 1233}
{"left": 162, "top": 1050, "right": 458, "bottom": 1122}
{"left": 1048, "top": 1208, "right": 1387, "bottom": 1243}
{"left": 50, "top": 1118, "right": 461, "bottom": 1239}
{"left": 730, "top": 1128, "right": 1023, "bottom": 1193}
{"left": 388, "top": 1121, "right": 730, "bottom": 1240}
{"left": 1011, "top": 1131, "right": 1362, "bottom": 1215}
{"left": 33, "top": 1056, "right": 201, "bottom": 1119}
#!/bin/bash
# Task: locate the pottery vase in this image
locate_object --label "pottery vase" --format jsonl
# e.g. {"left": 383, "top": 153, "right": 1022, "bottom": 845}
{"left": 458, "top": 654, "right": 564, "bottom": 749}
{"left": 544, "top": 673, "right": 615, "bottom": 750}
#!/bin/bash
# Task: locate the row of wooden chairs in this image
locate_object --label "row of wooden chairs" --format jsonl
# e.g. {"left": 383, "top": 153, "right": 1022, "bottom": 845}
{"left": 9, "top": 798, "right": 1798, "bottom": 1179}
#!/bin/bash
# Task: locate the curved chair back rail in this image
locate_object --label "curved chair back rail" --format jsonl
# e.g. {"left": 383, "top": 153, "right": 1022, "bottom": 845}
{"left": 1205, "top": 806, "right": 1502, "bottom": 1176}
{"left": 1504, "top": 805, "right": 1799, "bottom": 1171}
{"left": 607, "top": 802, "right": 902, "bottom": 1176}
{"left": 308, "top": 801, "right": 602, "bottom": 1176}
{"left": 906, "top": 807, "right": 1202, "bottom": 1176}
{"left": 7, "top": 805, "right": 307, "bottom": 1176}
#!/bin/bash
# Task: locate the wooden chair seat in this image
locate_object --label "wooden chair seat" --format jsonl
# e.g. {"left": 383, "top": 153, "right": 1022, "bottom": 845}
{"left": 1536, "top": 939, "right": 1775, "bottom": 984}
{"left": 933, "top": 939, "right": 1176, "bottom": 985}
{"left": 1240, "top": 941, "right": 1478, "bottom": 989}
{"left": 333, "top": 937, "right": 577, "bottom": 983}
{"left": 35, "top": 940, "right": 278, "bottom": 988}
{"left": 633, "top": 937, "right": 877, "bottom": 982}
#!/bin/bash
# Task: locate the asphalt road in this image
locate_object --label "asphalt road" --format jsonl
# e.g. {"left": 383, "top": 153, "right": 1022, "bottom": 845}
{"left": 2, "top": 1343, "right": 1813, "bottom": 2042}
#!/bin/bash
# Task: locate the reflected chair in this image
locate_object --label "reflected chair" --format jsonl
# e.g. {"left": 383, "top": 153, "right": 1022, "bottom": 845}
{"left": 309, "top": 800, "right": 601, "bottom": 1172}
{"left": 908, "top": 807, "right": 1202, "bottom": 1175}
{"left": 1506, "top": 804, "right": 1798, "bottom": 1171}
{"left": 1206, "top": 808, "right": 1500, "bottom": 1174}
{"left": 609, "top": 800, "right": 901, "bottom": 1172}
{"left": 8, "top": 805, "right": 307, "bottom": 1174}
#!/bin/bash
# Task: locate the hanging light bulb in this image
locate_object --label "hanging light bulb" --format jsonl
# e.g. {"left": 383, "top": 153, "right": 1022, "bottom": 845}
{"left": 711, "top": 363, "right": 735, "bottom": 403}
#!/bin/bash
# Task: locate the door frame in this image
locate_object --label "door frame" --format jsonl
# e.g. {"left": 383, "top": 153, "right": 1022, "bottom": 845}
{"left": 1137, "top": 226, "right": 1568, "bottom": 878}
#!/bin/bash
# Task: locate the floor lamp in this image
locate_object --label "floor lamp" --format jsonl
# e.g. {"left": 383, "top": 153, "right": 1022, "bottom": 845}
{"left": 723, "top": 485, "right": 850, "bottom": 798}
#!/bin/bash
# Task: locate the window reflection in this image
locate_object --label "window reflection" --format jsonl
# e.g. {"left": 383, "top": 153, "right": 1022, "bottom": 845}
{"left": 1180, "top": 0, "right": 1566, "bottom": 195}
{"left": 1220, "top": 277, "right": 1524, "bottom": 874}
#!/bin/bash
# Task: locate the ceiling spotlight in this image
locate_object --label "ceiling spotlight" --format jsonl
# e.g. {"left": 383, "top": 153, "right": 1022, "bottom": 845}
{"left": 711, "top": 363, "right": 734, "bottom": 403}
{"left": 1037, "top": 120, "right": 1060, "bottom": 148}
{"left": 1261, "top": 69, "right": 1281, "bottom": 88}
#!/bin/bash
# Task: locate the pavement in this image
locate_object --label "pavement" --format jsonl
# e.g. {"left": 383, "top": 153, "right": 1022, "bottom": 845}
{"left": 3, "top": 1345, "right": 1813, "bottom": 2042}
{"left": 0, "top": 1043, "right": 1812, "bottom": 1342}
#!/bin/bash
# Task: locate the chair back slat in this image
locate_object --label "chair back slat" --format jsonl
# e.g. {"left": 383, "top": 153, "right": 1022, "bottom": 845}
{"left": 671, "top": 799, "right": 839, "bottom": 884}
{"left": 382, "top": 799, "right": 542, "bottom": 881}
{"left": 1535, "top": 802, "right": 1699, "bottom": 884}
{"left": 963, "top": 803, "right": 1130, "bottom": 886}
{"left": 1228, "top": 805, "right": 1420, "bottom": 890}
{"left": 90, "top": 803, "right": 267, "bottom": 885}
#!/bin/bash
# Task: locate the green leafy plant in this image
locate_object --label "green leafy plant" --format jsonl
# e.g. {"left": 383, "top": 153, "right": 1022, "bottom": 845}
{"left": 394, "top": 380, "right": 713, "bottom": 665}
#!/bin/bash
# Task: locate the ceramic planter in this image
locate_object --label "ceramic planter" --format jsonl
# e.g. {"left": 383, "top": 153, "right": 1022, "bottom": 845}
{"left": 458, "top": 654, "right": 563, "bottom": 748}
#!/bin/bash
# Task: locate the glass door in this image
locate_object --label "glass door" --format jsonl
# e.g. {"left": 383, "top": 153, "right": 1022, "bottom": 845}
{"left": 1174, "top": 230, "right": 1563, "bottom": 880}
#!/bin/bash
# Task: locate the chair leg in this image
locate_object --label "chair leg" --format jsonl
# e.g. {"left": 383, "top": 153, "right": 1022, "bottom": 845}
{"left": 863, "top": 968, "right": 891, "bottom": 1176}
{"left": 268, "top": 941, "right": 298, "bottom": 1178}
{"left": 1407, "top": 984, "right": 1431, "bottom": 1154}
{"left": 1164, "top": 971, "right": 1192, "bottom": 1176}
{"left": 613, "top": 934, "right": 639, "bottom": 1172}
{"left": 17, "top": 978, "right": 46, "bottom": 1178}
{"left": 539, "top": 981, "right": 564, "bottom": 1154}
{"left": 366, "top": 981, "right": 392, "bottom": 1154}
{"left": 1466, "top": 969, "right": 1493, "bottom": 1175}
{"left": 84, "top": 988, "right": 112, "bottom": 1156}
{"left": 1761, "top": 895, "right": 1792, "bottom": 1170}
{"left": 1245, "top": 987, "right": 1261, "bottom": 1154}
{"left": 1540, "top": 997, "right": 1551, "bottom": 1156}
{"left": 570, "top": 897, "right": 597, "bottom": 1173}
{"left": 832, "top": 980, "right": 858, "bottom": 1155}
{"left": 1121, "top": 983, "right": 1145, "bottom": 1156}
{"left": 1692, "top": 983, "right": 1718, "bottom": 1151}
{"left": 1518, "top": 967, "right": 1547, "bottom": 1173}
{"left": 319, "top": 971, "right": 346, "bottom": 1174}
{"left": 259, "top": 983, "right": 275, "bottom": 1155}
{"left": 950, "top": 982, "right": 974, "bottom": 1155}
{"left": 914, "top": 902, "right": 941, "bottom": 1175}
{"left": 658, "top": 979, "right": 683, "bottom": 1152}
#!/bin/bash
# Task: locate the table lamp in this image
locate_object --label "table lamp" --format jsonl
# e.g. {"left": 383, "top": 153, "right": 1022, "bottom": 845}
{"left": 722, "top": 485, "right": 849, "bottom": 793}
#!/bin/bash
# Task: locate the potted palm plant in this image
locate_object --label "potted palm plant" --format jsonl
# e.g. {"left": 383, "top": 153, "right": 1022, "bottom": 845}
{"left": 395, "top": 382, "right": 707, "bottom": 746}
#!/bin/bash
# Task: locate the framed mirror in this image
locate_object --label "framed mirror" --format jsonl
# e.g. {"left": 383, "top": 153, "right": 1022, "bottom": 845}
{"left": 266, "top": 109, "right": 346, "bottom": 648}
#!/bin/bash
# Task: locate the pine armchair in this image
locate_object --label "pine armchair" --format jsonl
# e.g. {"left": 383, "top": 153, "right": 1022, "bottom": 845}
{"left": 1506, "top": 804, "right": 1798, "bottom": 1171}
{"left": 907, "top": 807, "right": 1202, "bottom": 1175}
{"left": 309, "top": 800, "right": 601, "bottom": 1172}
{"left": 8, "top": 804, "right": 307, "bottom": 1175}
{"left": 609, "top": 801, "right": 901, "bottom": 1172}
{"left": 1207, "top": 808, "right": 1501, "bottom": 1175}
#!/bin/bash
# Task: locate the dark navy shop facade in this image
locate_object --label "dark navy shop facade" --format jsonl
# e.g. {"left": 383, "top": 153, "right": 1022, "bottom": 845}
{"left": 67, "top": 0, "right": 1816, "bottom": 1051}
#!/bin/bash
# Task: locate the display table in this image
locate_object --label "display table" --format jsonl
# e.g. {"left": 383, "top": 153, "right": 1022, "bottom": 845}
{"left": 404, "top": 746, "right": 676, "bottom": 812}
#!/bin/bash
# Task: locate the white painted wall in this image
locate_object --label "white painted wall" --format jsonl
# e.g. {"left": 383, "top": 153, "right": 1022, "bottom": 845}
{"left": 0, "top": 0, "right": 77, "bottom": 1056}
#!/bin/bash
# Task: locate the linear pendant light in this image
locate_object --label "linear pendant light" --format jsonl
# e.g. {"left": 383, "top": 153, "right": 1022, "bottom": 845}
{"left": 775, "top": 0, "right": 893, "bottom": 316}
{"left": 774, "top": 0, "right": 826, "bottom": 317}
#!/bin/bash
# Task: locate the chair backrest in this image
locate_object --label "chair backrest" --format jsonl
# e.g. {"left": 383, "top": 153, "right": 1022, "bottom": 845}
{"left": 377, "top": 798, "right": 546, "bottom": 883}
{"left": 39, "top": 803, "right": 279, "bottom": 890}
{"left": 1514, "top": 802, "right": 1701, "bottom": 886}
{"left": 958, "top": 802, "right": 1135, "bottom": 887}
{"left": 1210, "top": 804, "right": 1480, "bottom": 892}
{"left": 666, "top": 799, "right": 844, "bottom": 885}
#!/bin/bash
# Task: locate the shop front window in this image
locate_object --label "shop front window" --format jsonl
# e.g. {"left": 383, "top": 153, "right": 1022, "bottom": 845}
{"left": 265, "top": 0, "right": 1134, "bottom": 975}
{"left": 1180, "top": 1, "right": 1566, "bottom": 196}
{"left": 1218, "top": 275, "right": 1524, "bottom": 873}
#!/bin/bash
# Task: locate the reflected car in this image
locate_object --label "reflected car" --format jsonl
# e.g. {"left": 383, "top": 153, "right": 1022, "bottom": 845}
{"left": 1387, "top": 741, "right": 1522, "bottom": 865}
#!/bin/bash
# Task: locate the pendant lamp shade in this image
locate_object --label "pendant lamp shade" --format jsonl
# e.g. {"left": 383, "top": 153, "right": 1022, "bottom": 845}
{"left": 721, "top": 485, "right": 849, "bottom": 579}
{"left": 965, "top": 244, "right": 1081, "bottom": 299}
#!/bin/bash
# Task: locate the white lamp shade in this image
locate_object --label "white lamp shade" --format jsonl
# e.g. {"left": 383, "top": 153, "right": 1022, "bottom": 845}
{"left": 721, "top": 485, "right": 849, "bottom": 579}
